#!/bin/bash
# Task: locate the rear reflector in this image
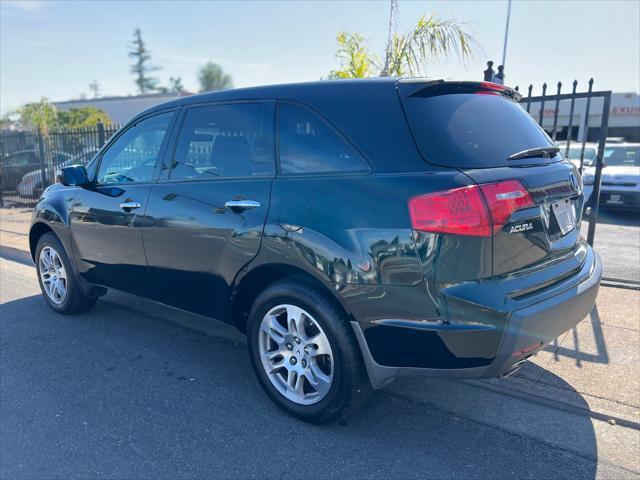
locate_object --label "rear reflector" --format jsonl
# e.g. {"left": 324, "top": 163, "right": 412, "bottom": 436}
{"left": 409, "top": 179, "right": 534, "bottom": 237}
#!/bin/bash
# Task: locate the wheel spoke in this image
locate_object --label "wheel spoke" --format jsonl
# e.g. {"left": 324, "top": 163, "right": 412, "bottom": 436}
{"left": 266, "top": 357, "right": 285, "bottom": 374}
{"left": 260, "top": 314, "right": 287, "bottom": 345}
{"left": 306, "top": 361, "right": 332, "bottom": 396}
{"left": 307, "top": 333, "right": 331, "bottom": 357}
{"left": 285, "top": 305, "right": 306, "bottom": 338}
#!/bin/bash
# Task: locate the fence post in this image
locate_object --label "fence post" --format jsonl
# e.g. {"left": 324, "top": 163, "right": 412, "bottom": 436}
{"left": 37, "top": 129, "right": 48, "bottom": 195}
{"left": 586, "top": 91, "right": 612, "bottom": 247}
{"left": 0, "top": 135, "right": 4, "bottom": 207}
{"left": 97, "top": 122, "right": 106, "bottom": 148}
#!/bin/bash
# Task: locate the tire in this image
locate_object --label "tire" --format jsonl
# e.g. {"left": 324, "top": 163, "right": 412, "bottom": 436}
{"left": 247, "top": 278, "right": 371, "bottom": 423}
{"left": 35, "top": 232, "right": 97, "bottom": 314}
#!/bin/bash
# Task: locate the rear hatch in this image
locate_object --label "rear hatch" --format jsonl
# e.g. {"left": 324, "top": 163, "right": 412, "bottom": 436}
{"left": 399, "top": 80, "right": 584, "bottom": 279}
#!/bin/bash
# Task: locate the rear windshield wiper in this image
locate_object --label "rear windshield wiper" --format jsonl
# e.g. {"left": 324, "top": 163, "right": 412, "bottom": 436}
{"left": 507, "top": 146, "right": 560, "bottom": 161}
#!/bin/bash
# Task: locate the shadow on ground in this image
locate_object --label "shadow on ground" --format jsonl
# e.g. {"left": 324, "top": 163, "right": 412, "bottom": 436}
{"left": 588, "top": 208, "right": 640, "bottom": 227}
{"left": 0, "top": 293, "right": 599, "bottom": 479}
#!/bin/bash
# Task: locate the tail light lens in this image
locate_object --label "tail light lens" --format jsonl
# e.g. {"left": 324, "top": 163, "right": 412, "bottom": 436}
{"left": 409, "top": 180, "right": 534, "bottom": 237}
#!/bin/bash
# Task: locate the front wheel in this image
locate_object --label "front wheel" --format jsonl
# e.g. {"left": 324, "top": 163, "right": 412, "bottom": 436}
{"left": 35, "top": 232, "right": 97, "bottom": 314}
{"left": 247, "top": 279, "right": 371, "bottom": 423}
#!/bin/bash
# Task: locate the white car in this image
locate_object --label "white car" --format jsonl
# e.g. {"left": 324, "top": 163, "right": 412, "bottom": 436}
{"left": 559, "top": 142, "right": 598, "bottom": 170}
{"left": 582, "top": 143, "right": 640, "bottom": 211}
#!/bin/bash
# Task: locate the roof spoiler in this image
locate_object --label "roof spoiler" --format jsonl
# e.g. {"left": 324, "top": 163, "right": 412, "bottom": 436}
{"left": 396, "top": 79, "right": 522, "bottom": 102}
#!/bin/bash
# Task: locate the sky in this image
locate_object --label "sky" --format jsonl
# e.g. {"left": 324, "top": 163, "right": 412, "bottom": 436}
{"left": 1, "top": 0, "right": 639, "bottom": 115}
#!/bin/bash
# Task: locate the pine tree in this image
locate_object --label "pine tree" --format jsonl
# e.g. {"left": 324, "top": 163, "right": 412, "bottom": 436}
{"left": 128, "top": 28, "right": 160, "bottom": 94}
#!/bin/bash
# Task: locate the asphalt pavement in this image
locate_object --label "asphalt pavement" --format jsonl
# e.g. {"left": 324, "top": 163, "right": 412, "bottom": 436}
{"left": 1, "top": 256, "right": 639, "bottom": 479}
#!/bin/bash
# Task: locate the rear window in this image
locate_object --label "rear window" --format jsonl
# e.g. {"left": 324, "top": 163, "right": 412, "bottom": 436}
{"left": 402, "top": 92, "right": 556, "bottom": 168}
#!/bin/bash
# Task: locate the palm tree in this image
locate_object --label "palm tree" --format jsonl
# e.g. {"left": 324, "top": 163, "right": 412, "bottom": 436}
{"left": 329, "top": 7, "right": 473, "bottom": 79}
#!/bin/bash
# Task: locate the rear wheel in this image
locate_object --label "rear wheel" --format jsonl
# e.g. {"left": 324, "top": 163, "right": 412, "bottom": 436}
{"left": 247, "top": 279, "right": 371, "bottom": 423}
{"left": 35, "top": 232, "right": 97, "bottom": 314}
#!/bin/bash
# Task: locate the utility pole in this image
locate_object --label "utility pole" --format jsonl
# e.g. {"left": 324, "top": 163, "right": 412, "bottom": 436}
{"left": 381, "top": 0, "right": 399, "bottom": 76}
{"left": 501, "top": 0, "right": 512, "bottom": 68}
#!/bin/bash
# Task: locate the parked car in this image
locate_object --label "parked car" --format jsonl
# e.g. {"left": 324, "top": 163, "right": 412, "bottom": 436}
{"left": 0, "top": 150, "right": 71, "bottom": 191}
{"left": 582, "top": 143, "right": 640, "bottom": 211}
{"left": 557, "top": 142, "right": 597, "bottom": 169}
{"left": 29, "top": 79, "right": 601, "bottom": 422}
{"left": 17, "top": 149, "right": 99, "bottom": 199}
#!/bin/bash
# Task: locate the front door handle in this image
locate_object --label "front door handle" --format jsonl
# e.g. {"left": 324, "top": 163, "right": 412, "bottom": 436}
{"left": 119, "top": 201, "right": 142, "bottom": 211}
{"left": 225, "top": 199, "right": 261, "bottom": 211}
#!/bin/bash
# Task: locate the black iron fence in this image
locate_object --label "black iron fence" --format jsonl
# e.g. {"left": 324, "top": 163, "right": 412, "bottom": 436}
{"left": 0, "top": 123, "right": 119, "bottom": 206}
{"left": 516, "top": 79, "right": 612, "bottom": 247}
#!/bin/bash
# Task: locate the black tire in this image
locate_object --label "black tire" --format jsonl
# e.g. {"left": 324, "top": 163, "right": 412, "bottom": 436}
{"left": 247, "top": 278, "right": 371, "bottom": 423}
{"left": 35, "top": 232, "right": 97, "bottom": 314}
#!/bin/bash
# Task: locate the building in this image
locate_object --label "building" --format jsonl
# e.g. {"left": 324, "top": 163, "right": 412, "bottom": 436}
{"left": 53, "top": 92, "right": 192, "bottom": 125}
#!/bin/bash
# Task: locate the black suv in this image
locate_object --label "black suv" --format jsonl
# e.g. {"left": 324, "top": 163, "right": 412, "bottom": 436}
{"left": 30, "top": 79, "right": 601, "bottom": 422}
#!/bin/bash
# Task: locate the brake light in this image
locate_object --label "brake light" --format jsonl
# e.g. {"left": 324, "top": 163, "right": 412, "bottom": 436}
{"left": 479, "top": 82, "right": 508, "bottom": 92}
{"left": 408, "top": 180, "right": 534, "bottom": 237}
{"left": 409, "top": 185, "right": 491, "bottom": 236}
{"left": 480, "top": 180, "right": 535, "bottom": 233}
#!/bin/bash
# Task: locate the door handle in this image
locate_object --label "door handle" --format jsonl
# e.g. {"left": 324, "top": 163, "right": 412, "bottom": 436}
{"left": 119, "top": 201, "right": 142, "bottom": 211}
{"left": 225, "top": 199, "right": 260, "bottom": 211}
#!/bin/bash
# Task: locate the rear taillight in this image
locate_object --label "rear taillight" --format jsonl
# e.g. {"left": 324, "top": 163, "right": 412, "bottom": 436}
{"left": 408, "top": 180, "right": 534, "bottom": 237}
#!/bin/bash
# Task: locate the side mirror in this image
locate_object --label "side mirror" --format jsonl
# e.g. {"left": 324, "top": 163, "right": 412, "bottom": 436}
{"left": 56, "top": 165, "right": 90, "bottom": 186}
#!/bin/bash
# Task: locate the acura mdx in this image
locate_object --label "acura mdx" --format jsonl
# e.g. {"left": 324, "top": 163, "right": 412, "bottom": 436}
{"left": 30, "top": 79, "right": 602, "bottom": 422}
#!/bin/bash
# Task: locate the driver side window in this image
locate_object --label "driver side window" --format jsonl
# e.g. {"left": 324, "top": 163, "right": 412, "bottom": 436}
{"left": 97, "top": 112, "right": 173, "bottom": 184}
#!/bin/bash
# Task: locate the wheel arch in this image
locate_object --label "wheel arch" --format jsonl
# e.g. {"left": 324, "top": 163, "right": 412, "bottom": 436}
{"left": 29, "top": 222, "right": 55, "bottom": 261}
{"left": 230, "top": 262, "right": 353, "bottom": 333}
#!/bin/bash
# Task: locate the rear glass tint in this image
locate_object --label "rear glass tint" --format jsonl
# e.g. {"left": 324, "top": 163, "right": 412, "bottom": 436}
{"left": 402, "top": 93, "right": 557, "bottom": 168}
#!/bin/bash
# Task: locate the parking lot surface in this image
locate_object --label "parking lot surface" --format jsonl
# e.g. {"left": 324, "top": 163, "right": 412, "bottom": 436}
{"left": 1, "top": 255, "right": 639, "bottom": 479}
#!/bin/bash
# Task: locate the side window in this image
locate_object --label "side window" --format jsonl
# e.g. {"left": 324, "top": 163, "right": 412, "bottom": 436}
{"left": 168, "top": 103, "right": 273, "bottom": 180}
{"left": 97, "top": 112, "right": 173, "bottom": 184}
{"left": 278, "top": 103, "right": 368, "bottom": 174}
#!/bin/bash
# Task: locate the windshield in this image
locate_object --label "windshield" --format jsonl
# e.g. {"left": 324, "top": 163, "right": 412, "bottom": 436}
{"left": 566, "top": 146, "right": 597, "bottom": 164}
{"left": 401, "top": 92, "right": 556, "bottom": 168}
{"left": 604, "top": 146, "right": 640, "bottom": 167}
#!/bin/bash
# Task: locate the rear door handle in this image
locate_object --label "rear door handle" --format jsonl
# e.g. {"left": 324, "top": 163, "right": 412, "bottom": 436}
{"left": 119, "top": 201, "right": 142, "bottom": 211}
{"left": 225, "top": 200, "right": 260, "bottom": 211}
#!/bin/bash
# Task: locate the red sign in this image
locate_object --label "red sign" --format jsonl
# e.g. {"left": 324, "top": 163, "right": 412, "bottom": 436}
{"left": 611, "top": 106, "right": 640, "bottom": 116}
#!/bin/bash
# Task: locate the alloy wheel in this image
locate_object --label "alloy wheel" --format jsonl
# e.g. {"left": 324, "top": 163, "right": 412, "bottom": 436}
{"left": 258, "top": 304, "right": 334, "bottom": 405}
{"left": 38, "top": 246, "right": 67, "bottom": 305}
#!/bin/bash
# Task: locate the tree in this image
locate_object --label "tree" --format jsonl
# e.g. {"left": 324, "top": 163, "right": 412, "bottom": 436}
{"left": 88, "top": 80, "right": 101, "bottom": 98}
{"left": 158, "top": 76, "right": 184, "bottom": 94}
{"left": 128, "top": 28, "right": 160, "bottom": 94}
{"left": 168, "top": 76, "right": 183, "bottom": 93}
{"left": 58, "top": 107, "right": 111, "bottom": 129}
{"left": 329, "top": 13, "right": 473, "bottom": 78}
{"left": 327, "top": 33, "right": 376, "bottom": 79}
{"left": 18, "top": 98, "right": 57, "bottom": 134}
{"left": 197, "top": 61, "right": 233, "bottom": 92}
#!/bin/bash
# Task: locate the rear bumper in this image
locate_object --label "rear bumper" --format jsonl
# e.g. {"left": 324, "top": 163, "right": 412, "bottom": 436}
{"left": 350, "top": 247, "right": 602, "bottom": 389}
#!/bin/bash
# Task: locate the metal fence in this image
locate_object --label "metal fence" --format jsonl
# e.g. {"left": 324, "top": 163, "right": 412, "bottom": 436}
{"left": 0, "top": 123, "right": 119, "bottom": 206}
{"left": 516, "top": 79, "right": 612, "bottom": 247}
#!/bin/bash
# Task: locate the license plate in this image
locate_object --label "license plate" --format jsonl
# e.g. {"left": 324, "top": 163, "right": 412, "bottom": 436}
{"left": 606, "top": 194, "right": 623, "bottom": 205}
{"left": 552, "top": 199, "right": 576, "bottom": 236}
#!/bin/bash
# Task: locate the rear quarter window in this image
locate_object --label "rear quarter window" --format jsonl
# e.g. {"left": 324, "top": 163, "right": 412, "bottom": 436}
{"left": 402, "top": 92, "right": 557, "bottom": 169}
{"left": 278, "top": 103, "right": 369, "bottom": 174}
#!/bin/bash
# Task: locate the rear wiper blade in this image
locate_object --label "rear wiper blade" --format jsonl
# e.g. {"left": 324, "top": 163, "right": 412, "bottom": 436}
{"left": 507, "top": 146, "right": 560, "bottom": 161}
